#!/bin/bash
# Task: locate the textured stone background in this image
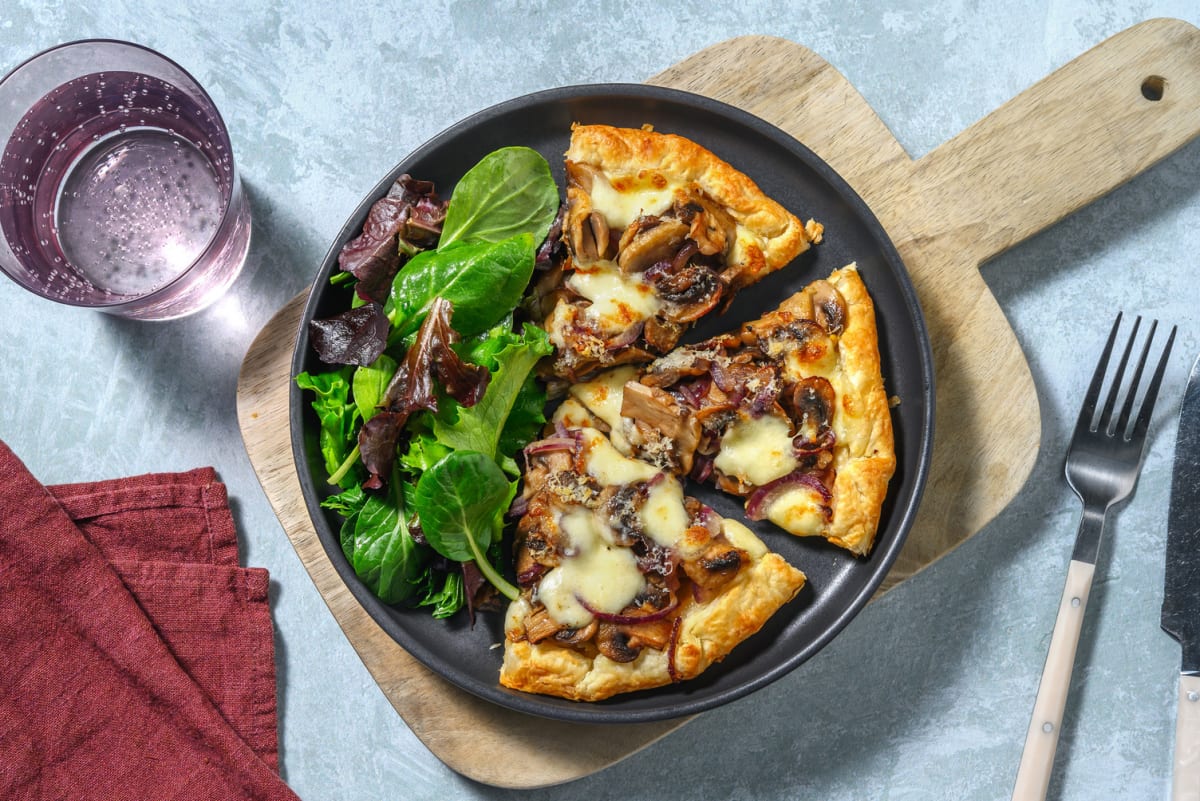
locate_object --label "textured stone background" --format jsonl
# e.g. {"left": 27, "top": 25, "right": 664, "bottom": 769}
{"left": 2, "top": 2, "right": 1198, "bottom": 798}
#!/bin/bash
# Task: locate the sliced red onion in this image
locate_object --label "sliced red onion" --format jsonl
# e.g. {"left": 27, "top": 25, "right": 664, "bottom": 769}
{"left": 604, "top": 320, "right": 646, "bottom": 351}
{"left": 577, "top": 595, "right": 679, "bottom": 625}
{"left": 693, "top": 503, "right": 723, "bottom": 536}
{"left": 523, "top": 436, "right": 578, "bottom": 456}
{"left": 745, "top": 471, "right": 833, "bottom": 521}
{"left": 676, "top": 375, "right": 712, "bottom": 408}
{"left": 690, "top": 453, "right": 714, "bottom": 483}
{"left": 506, "top": 493, "right": 530, "bottom": 520}
{"left": 516, "top": 562, "right": 546, "bottom": 588}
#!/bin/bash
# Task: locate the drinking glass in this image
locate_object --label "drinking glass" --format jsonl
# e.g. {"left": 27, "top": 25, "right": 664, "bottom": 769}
{"left": 0, "top": 40, "right": 251, "bottom": 320}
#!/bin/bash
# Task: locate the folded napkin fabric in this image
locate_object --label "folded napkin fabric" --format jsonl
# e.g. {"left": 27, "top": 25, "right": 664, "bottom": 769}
{"left": 0, "top": 443, "right": 299, "bottom": 801}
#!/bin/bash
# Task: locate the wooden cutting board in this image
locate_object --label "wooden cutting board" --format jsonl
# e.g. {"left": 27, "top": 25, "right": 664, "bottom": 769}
{"left": 236, "top": 18, "right": 1200, "bottom": 788}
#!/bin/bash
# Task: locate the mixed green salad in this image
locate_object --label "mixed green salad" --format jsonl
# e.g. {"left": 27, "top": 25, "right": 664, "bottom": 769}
{"left": 297, "top": 147, "right": 563, "bottom": 619}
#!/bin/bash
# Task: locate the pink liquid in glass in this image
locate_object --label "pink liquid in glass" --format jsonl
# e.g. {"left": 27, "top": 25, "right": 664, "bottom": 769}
{"left": 0, "top": 68, "right": 249, "bottom": 318}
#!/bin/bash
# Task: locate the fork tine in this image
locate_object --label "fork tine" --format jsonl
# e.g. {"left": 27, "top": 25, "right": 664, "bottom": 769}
{"left": 1078, "top": 313, "right": 1124, "bottom": 432}
{"left": 1099, "top": 315, "right": 1141, "bottom": 433}
{"left": 1130, "top": 323, "right": 1177, "bottom": 441}
{"left": 1115, "top": 319, "right": 1157, "bottom": 435}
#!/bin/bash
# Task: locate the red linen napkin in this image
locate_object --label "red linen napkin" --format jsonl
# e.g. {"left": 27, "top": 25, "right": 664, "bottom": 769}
{"left": 0, "top": 442, "right": 299, "bottom": 801}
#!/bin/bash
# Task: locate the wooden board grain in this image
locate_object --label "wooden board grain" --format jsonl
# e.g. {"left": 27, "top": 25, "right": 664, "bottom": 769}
{"left": 237, "top": 18, "right": 1200, "bottom": 788}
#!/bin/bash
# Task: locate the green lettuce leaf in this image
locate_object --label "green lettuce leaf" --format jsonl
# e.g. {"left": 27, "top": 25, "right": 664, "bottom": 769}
{"left": 439, "top": 147, "right": 559, "bottom": 248}
{"left": 295, "top": 367, "right": 360, "bottom": 487}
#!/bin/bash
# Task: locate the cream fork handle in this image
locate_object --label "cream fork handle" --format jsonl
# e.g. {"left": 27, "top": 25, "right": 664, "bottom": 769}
{"left": 1011, "top": 559, "right": 1096, "bottom": 801}
{"left": 1173, "top": 675, "right": 1200, "bottom": 801}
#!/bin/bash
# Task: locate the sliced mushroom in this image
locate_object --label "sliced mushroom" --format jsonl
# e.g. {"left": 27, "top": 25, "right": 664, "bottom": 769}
{"left": 621, "top": 382, "right": 701, "bottom": 474}
{"left": 682, "top": 541, "right": 746, "bottom": 599}
{"left": 568, "top": 209, "right": 614, "bottom": 263}
{"left": 618, "top": 617, "right": 675, "bottom": 651}
{"left": 617, "top": 216, "right": 689, "bottom": 273}
{"left": 596, "top": 624, "right": 641, "bottom": 663}
{"left": 522, "top": 605, "right": 564, "bottom": 644}
{"left": 810, "top": 280, "right": 848, "bottom": 335}
{"left": 786, "top": 376, "right": 837, "bottom": 459}
{"left": 565, "top": 160, "right": 601, "bottom": 193}
{"left": 642, "top": 317, "right": 685, "bottom": 354}
{"left": 553, "top": 619, "right": 598, "bottom": 647}
{"left": 652, "top": 263, "right": 725, "bottom": 324}
{"left": 674, "top": 192, "right": 737, "bottom": 256}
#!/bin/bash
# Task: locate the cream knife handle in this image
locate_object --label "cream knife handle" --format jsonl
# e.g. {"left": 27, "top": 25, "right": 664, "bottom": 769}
{"left": 1173, "top": 675, "right": 1200, "bottom": 801}
{"left": 1011, "top": 559, "right": 1096, "bottom": 801}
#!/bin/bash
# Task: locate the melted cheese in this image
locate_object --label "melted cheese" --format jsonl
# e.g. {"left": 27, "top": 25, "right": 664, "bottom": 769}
{"left": 713, "top": 412, "right": 798, "bottom": 486}
{"left": 568, "top": 366, "right": 637, "bottom": 452}
{"left": 640, "top": 479, "right": 689, "bottom": 549}
{"left": 581, "top": 428, "right": 658, "bottom": 485}
{"left": 566, "top": 265, "right": 662, "bottom": 332}
{"left": 536, "top": 507, "right": 644, "bottom": 628}
{"left": 588, "top": 171, "right": 679, "bottom": 230}
{"left": 721, "top": 519, "right": 769, "bottom": 559}
{"left": 765, "top": 485, "right": 827, "bottom": 537}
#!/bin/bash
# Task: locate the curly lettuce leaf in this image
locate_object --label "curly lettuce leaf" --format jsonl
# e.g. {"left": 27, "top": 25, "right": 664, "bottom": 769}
{"left": 295, "top": 367, "right": 360, "bottom": 487}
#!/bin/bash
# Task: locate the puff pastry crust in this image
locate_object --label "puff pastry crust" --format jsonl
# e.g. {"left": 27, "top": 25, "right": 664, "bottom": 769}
{"left": 556, "top": 264, "right": 896, "bottom": 556}
{"left": 533, "top": 124, "right": 823, "bottom": 384}
{"left": 499, "top": 427, "right": 806, "bottom": 701}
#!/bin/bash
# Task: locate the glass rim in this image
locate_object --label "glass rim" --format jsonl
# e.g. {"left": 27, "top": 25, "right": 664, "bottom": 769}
{"left": 0, "top": 38, "right": 244, "bottom": 313}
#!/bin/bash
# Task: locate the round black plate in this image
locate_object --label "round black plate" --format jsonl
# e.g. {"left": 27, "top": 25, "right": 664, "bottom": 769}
{"left": 291, "top": 84, "right": 934, "bottom": 724}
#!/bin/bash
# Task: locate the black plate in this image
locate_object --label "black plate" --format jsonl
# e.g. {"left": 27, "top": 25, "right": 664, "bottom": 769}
{"left": 291, "top": 84, "right": 934, "bottom": 724}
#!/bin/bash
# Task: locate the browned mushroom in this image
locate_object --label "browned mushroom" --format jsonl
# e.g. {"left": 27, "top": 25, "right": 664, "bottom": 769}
{"left": 522, "top": 605, "right": 564, "bottom": 644}
{"left": 596, "top": 623, "right": 642, "bottom": 662}
{"left": 652, "top": 263, "right": 725, "bottom": 324}
{"left": 673, "top": 192, "right": 737, "bottom": 256}
{"left": 681, "top": 541, "right": 746, "bottom": 599}
{"left": 553, "top": 620, "right": 598, "bottom": 647}
{"left": 641, "top": 344, "right": 716, "bottom": 387}
{"left": 643, "top": 316, "right": 684, "bottom": 353}
{"left": 616, "top": 216, "right": 689, "bottom": 273}
{"left": 618, "top": 617, "right": 675, "bottom": 651}
{"left": 621, "top": 382, "right": 701, "bottom": 474}
{"left": 786, "top": 376, "right": 837, "bottom": 462}
{"left": 568, "top": 209, "right": 615, "bottom": 263}
{"left": 810, "top": 280, "right": 848, "bottom": 335}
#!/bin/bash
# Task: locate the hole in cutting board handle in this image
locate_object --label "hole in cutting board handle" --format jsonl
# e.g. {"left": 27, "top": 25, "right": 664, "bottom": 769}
{"left": 1141, "top": 75, "right": 1166, "bottom": 101}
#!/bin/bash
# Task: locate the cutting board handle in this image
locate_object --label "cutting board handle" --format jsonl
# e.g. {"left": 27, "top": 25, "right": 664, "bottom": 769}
{"left": 916, "top": 17, "right": 1200, "bottom": 266}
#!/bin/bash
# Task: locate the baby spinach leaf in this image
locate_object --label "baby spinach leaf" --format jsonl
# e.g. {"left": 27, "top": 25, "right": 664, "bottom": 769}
{"left": 387, "top": 234, "right": 536, "bottom": 339}
{"left": 321, "top": 485, "right": 368, "bottom": 562}
{"left": 348, "top": 481, "right": 427, "bottom": 604}
{"left": 415, "top": 451, "right": 508, "bottom": 562}
{"left": 439, "top": 147, "right": 559, "bottom": 248}
{"left": 351, "top": 353, "right": 397, "bottom": 421}
{"left": 296, "top": 368, "right": 360, "bottom": 487}
{"left": 414, "top": 452, "right": 519, "bottom": 601}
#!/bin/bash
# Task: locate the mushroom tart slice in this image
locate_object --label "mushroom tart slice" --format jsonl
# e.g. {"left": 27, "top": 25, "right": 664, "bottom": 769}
{"left": 536, "top": 124, "right": 823, "bottom": 384}
{"left": 499, "top": 426, "right": 806, "bottom": 702}
{"left": 556, "top": 264, "right": 896, "bottom": 557}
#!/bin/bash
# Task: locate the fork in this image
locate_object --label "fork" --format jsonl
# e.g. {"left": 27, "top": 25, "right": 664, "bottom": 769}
{"left": 1011, "top": 313, "right": 1176, "bottom": 801}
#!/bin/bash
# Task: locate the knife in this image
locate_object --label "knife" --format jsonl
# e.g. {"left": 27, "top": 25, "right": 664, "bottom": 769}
{"left": 1163, "top": 354, "right": 1200, "bottom": 801}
